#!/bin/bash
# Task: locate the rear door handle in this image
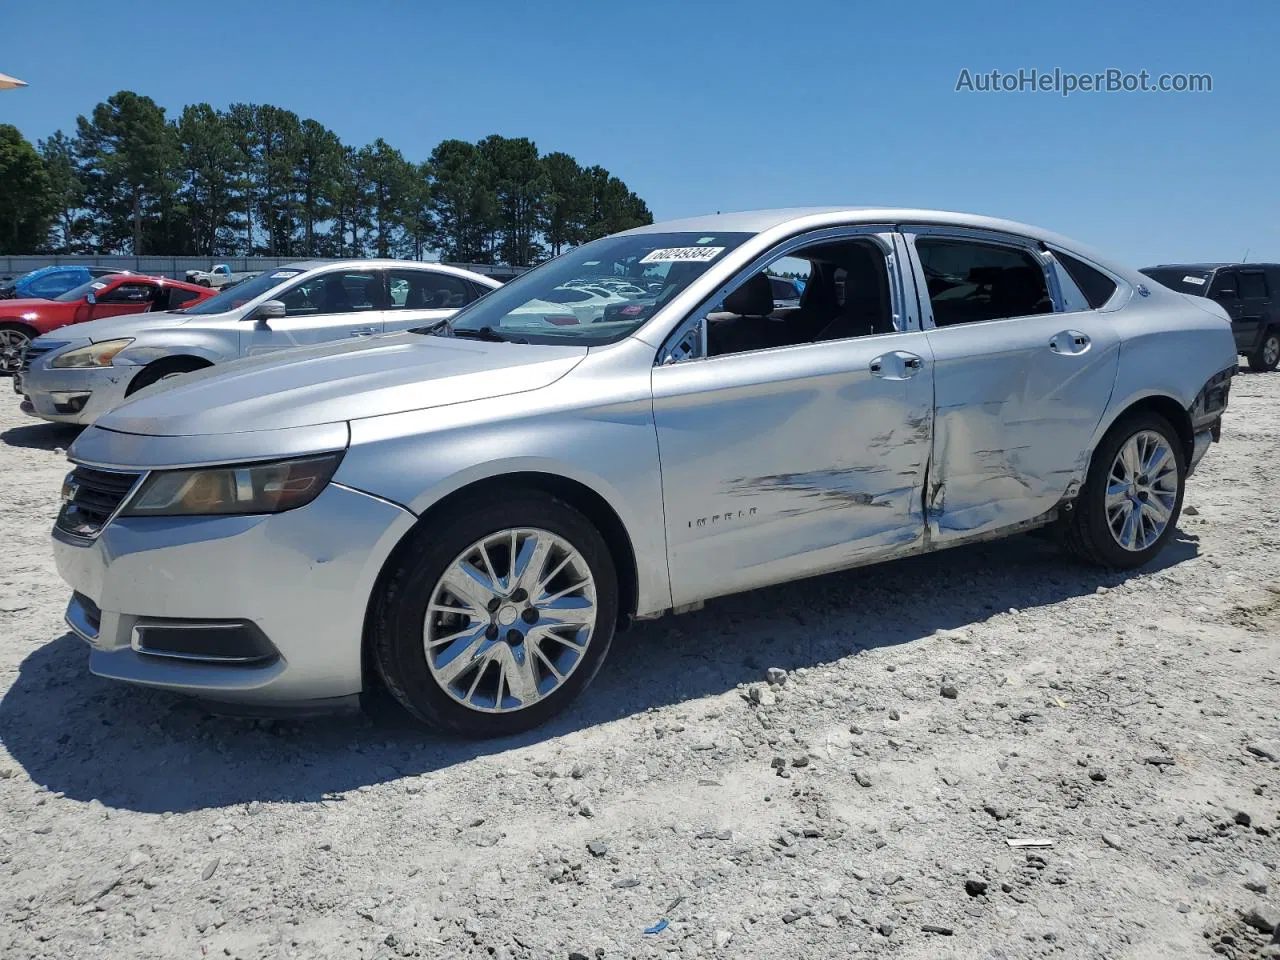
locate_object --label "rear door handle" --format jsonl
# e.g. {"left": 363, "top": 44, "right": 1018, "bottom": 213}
{"left": 1049, "top": 330, "right": 1090, "bottom": 355}
{"left": 349, "top": 327, "right": 377, "bottom": 337}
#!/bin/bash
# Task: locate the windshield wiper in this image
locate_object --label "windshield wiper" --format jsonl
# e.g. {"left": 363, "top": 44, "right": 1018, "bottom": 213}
{"left": 451, "top": 325, "right": 526, "bottom": 344}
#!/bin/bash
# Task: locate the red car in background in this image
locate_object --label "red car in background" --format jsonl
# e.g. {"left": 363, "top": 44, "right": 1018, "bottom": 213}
{"left": 0, "top": 273, "right": 215, "bottom": 373}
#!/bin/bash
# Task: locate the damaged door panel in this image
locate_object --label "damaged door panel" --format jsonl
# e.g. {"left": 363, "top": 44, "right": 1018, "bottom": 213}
{"left": 903, "top": 229, "right": 1122, "bottom": 542}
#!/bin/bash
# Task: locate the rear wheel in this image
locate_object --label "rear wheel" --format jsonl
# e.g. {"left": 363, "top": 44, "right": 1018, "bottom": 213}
{"left": 1064, "top": 412, "right": 1185, "bottom": 569}
{"left": 0, "top": 322, "right": 35, "bottom": 375}
{"left": 1247, "top": 329, "right": 1280, "bottom": 372}
{"left": 126, "top": 357, "right": 212, "bottom": 396}
{"left": 370, "top": 491, "right": 617, "bottom": 738}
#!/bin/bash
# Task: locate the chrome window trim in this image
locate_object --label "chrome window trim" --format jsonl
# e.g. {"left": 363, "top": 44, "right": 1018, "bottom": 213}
{"left": 901, "top": 224, "right": 1068, "bottom": 331}
{"left": 655, "top": 224, "right": 908, "bottom": 366}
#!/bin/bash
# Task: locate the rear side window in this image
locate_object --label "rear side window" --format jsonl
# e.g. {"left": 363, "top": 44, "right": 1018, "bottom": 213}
{"left": 1239, "top": 271, "right": 1269, "bottom": 299}
{"left": 1055, "top": 251, "right": 1118, "bottom": 309}
{"left": 916, "top": 238, "right": 1052, "bottom": 326}
{"left": 169, "top": 288, "right": 203, "bottom": 308}
{"left": 1210, "top": 271, "right": 1239, "bottom": 299}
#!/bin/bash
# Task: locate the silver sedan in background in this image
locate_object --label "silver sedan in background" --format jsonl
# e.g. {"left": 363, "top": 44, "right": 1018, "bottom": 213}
{"left": 18, "top": 260, "right": 499, "bottom": 425}
{"left": 50, "top": 208, "right": 1236, "bottom": 737}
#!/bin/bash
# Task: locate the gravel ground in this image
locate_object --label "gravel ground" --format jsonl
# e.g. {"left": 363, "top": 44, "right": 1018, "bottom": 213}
{"left": 1, "top": 375, "right": 1278, "bottom": 960}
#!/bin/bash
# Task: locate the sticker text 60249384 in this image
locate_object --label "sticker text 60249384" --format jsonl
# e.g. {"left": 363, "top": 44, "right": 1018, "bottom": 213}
{"left": 639, "top": 246, "right": 725, "bottom": 265}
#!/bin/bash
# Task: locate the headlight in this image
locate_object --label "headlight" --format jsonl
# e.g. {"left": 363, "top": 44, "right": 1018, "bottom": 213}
{"left": 121, "top": 453, "right": 344, "bottom": 517}
{"left": 51, "top": 339, "right": 134, "bottom": 368}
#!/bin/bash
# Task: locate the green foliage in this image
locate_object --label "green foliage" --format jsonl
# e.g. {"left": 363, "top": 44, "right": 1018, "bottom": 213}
{"left": 10, "top": 91, "right": 655, "bottom": 263}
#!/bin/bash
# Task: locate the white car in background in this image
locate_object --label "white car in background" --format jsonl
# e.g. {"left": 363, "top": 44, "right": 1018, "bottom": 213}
{"left": 507, "top": 284, "right": 630, "bottom": 326}
{"left": 19, "top": 260, "right": 500, "bottom": 425}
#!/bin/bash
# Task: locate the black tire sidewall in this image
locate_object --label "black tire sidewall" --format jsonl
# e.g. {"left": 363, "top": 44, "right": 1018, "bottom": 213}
{"left": 1081, "top": 412, "right": 1186, "bottom": 568}
{"left": 1248, "top": 331, "right": 1280, "bottom": 372}
{"left": 373, "top": 492, "right": 618, "bottom": 738}
{"left": 127, "top": 360, "right": 207, "bottom": 396}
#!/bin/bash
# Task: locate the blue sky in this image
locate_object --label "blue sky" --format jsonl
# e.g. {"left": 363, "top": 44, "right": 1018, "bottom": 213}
{"left": 2, "top": 0, "right": 1277, "bottom": 265}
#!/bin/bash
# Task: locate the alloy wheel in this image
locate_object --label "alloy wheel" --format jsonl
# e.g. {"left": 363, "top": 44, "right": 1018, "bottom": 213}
{"left": 1264, "top": 334, "right": 1279, "bottom": 368}
{"left": 1104, "top": 430, "right": 1179, "bottom": 552}
{"left": 0, "top": 329, "right": 30, "bottom": 374}
{"left": 424, "top": 527, "right": 597, "bottom": 713}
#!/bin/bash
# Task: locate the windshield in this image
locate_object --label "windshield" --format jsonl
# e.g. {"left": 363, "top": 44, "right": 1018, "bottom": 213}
{"left": 181, "top": 268, "right": 304, "bottom": 315}
{"left": 54, "top": 278, "right": 110, "bottom": 302}
{"left": 1140, "top": 267, "right": 1213, "bottom": 296}
{"left": 443, "top": 231, "right": 754, "bottom": 344}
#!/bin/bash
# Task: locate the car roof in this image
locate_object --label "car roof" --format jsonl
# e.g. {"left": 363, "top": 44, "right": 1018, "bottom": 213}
{"left": 1143, "top": 262, "right": 1280, "bottom": 271}
{"left": 623, "top": 207, "right": 1160, "bottom": 283}
{"left": 98, "top": 273, "right": 214, "bottom": 292}
{"left": 280, "top": 258, "right": 501, "bottom": 285}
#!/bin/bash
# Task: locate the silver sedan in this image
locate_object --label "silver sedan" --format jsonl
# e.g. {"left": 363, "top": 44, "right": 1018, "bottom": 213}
{"left": 50, "top": 208, "right": 1236, "bottom": 737}
{"left": 18, "top": 260, "right": 500, "bottom": 425}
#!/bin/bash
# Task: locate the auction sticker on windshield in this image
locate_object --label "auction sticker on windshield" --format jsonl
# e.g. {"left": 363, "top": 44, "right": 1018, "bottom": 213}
{"left": 639, "top": 246, "right": 725, "bottom": 264}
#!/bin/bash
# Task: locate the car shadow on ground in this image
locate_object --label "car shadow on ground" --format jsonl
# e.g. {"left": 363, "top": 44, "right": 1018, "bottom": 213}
{"left": 0, "top": 420, "right": 82, "bottom": 452}
{"left": 0, "top": 530, "right": 1199, "bottom": 814}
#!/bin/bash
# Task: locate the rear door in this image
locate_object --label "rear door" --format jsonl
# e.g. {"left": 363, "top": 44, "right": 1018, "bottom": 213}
{"left": 382, "top": 268, "right": 481, "bottom": 333}
{"left": 1238, "top": 269, "right": 1272, "bottom": 350}
{"left": 902, "top": 227, "right": 1122, "bottom": 542}
{"left": 240, "top": 268, "right": 385, "bottom": 355}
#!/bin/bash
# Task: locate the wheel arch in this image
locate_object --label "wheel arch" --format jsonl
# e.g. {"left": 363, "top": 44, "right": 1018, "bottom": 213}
{"left": 0, "top": 318, "right": 40, "bottom": 336}
{"left": 125, "top": 354, "right": 215, "bottom": 396}
{"left": 361, "top": 469, "right": 642, "bottom": 653}
{"left": 1093, "top": 391, "right": 1194, "bottom": 465}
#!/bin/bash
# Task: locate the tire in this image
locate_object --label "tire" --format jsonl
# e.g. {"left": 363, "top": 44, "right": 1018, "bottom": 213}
{"left": 370, "top": 490, "right": 618, "bottom": 738}
{"left": 1064, "top": 411, "right": 1186, "bottom": 569}
{"left": 1247, "top": 329, "right": 1280, "bottom": 372}
{"left": 0, "top": 322, "right": 36, "bottom": 376}
{"left": 126, "top": 357, "right": 211, "bottom": 396}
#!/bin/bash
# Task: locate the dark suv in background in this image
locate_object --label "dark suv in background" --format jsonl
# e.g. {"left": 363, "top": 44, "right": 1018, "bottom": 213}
{"left": 1141, "top": 263, "right": 1280, "bottom": 371}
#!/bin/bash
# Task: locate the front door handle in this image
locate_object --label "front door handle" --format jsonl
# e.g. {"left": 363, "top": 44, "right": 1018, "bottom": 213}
{"left": 870, "top": 351, "right": 925, "bottom": 379}
{"left": 1049, "top": 330, "right": 1090, "bottom": 355}
{"left": 349, "top": 327, "right": 378, "bottom": 337}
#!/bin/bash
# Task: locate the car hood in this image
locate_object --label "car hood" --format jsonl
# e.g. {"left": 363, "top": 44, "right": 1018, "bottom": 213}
{"left": 0, "top": 296, "right": 64, "bottom": 316}
{"left": 67, "top": 311, "right": 197, "bottom": 343}
{"left": 95, "top": 332, "right": 589, "bottom": 437}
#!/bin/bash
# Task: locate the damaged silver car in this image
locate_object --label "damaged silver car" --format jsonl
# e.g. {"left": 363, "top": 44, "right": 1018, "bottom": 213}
{"left": 52, "top": 208, "right": 1236, "bottom": 737}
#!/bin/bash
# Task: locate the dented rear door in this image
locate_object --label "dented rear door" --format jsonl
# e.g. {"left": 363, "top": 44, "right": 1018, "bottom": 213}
{"left": 902, "top": 227, "right": 1121, "bottom": 543}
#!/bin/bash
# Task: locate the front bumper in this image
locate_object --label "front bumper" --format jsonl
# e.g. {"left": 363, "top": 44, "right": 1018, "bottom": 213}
{"left": 54, "top": 482, "right": 417, "bottom": 705}
{"left": 20, "top": 353, "right": 132, "bottom": 425}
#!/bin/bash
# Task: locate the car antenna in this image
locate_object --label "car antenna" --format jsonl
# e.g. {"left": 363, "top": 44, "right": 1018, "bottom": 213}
{"left": 1242, "top": 248, "right": 1250, "bottom": 263}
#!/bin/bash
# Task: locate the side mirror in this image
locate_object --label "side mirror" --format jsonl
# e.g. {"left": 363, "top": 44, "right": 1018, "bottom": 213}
{"left": 86, "top": 292, "right": 96, "bottom": 305}
{"left": 252, "top": 299, "right": 286, "bottom": 328}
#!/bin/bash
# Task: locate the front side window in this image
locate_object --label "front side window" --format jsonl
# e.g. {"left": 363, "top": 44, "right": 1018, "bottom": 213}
{"left": 1239, "top": 271, "right": 1269, "bottom": 300}
{"left": 441, "top": 231, "right": 754, "bottom": 345}
{"left": 180, "top": 268, "right": 305, "bottom": 316}
{"left": 98, "top": 282, "right": 155, "bottom": 304}
{"left": 705, "top": 237, "right": 895, "bottom": 358}
{"left": 916, "top": 239, "right": 1052, "bottom": 326}
{"left": 387, "top": 270, "right": 479, "bottom": 310}
{"left": 277, "top": 271, "right": 381, "bottom": 317}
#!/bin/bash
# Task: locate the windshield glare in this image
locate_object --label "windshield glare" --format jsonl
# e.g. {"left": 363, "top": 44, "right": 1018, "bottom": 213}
{"left": 444, "top": 232, "right": 754, "bottom": 344}
{"left": 180, "top": 269, "right": 304, "bottom": 315}
{"left": 54, "top": 279, "right": 110, "bottom": 302}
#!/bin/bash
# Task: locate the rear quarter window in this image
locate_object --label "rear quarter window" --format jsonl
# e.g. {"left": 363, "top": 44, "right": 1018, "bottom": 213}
{"left": 1140, "top": 267, "right": 1212, "bottom": 297}
{"left": 1057, "top": 251, "right": 1118, "bottom": 308}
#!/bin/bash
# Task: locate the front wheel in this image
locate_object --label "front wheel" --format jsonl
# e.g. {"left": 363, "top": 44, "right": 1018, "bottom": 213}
{"left": 370, "top": 491, "right": 618, "bottom": 737}
{"left": 0, "top": 323, "right": 34, "bottom": 375}
{"left": 1064, "top": 412, "right": 1186, "bottom": 569}
{"left": 1247, "top": 329, "right": 1280, "bottom": 372}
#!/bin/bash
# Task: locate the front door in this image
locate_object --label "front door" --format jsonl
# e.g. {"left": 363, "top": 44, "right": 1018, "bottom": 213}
{"left": 240, "top": 269, "right": 385, "bottom": 355}
{"left": 382, "top": 268, "right": 480, "bottom": 334}
{"left": 1209, "top": 270, "right": 1248, "bottom": 348}
{"left": 904, "top": 229, "right": 1121, "bottom": 542}
{"left": 79, "top": 280, "right": 157, "bottom": 322}
{"left": 652, "top": 229, "right": 932, "bottom": 606}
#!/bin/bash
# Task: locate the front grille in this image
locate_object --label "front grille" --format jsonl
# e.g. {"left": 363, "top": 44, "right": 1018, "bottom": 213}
{"left": 55, "top": 466, "right": 143, "bottom": 539}
{"left": 19, "top": 341, "right": 67, "bottom": 376}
